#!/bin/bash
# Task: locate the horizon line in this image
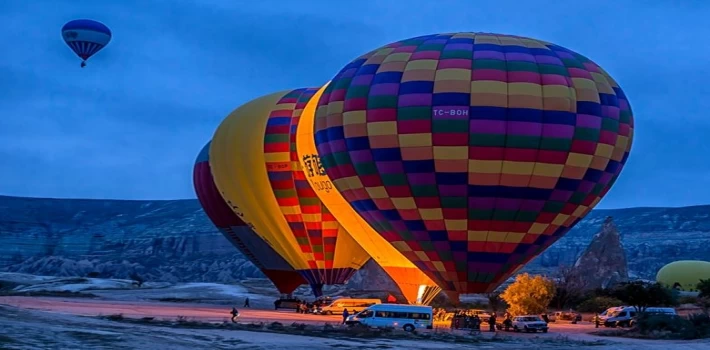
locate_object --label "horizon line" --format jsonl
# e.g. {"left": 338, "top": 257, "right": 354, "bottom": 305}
{"left": 1, "top": 193, "right": 708, "bottom": 211}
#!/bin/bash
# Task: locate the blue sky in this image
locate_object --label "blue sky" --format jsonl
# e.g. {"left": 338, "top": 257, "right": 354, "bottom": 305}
{"left": 0, "top": 0, "right": 708, "bottom": 209}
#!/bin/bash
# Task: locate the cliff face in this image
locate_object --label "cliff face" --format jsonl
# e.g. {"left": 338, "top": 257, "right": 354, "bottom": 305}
{"left": 1, "top": 195, "right": 709, "bottom": 285}
{"left": 569, "top": 217, "right": 629, "bottom": 289}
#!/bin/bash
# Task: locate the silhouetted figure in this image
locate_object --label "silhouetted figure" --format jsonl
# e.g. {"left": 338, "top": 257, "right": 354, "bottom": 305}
{"left": 243, "top": 297, "right": 250, "bottom": 308}
{"left": 503, "top": 315, "right": 512, "bottom": 331}
{"left": 230, "top": 307, "right": 239, "bottom": 323}
{"left": 541, "top": 313, "right": 549, "bottom": 323}
{"left": 489, "top": 313, "right": 496, "bottom": 332}
{"left": 342, "top": 308, "right": 349, "bottom": 324}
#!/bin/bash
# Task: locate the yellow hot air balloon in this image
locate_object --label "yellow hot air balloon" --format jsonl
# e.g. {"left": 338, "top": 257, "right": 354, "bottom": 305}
{"left": 656, "top": 260, "right": 710, "bottom": 292}
{"left": 296, "top": 84, "right": 441, "bottom": 304}
{"left": 210, "top": 88, "right": 370, "bottom": 296}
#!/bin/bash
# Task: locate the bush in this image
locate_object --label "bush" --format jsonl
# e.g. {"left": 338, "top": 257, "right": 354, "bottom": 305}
{"left": 636, "top": 314, "right": 696, "bottom": 339}
{"left": 500, "top": 273, "right": 555, "bottom": 315}
{"left": 679, "top": 296, "right": 699, "bottom": 305}
{"left": 86, "top": 272, "right": 100, "bottom": 278}
{"left": 577, "top": 297, "right": 624, "bottom": 313}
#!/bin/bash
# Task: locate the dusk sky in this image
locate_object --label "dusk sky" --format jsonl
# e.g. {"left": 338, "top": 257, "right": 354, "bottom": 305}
{"left": 1, "top": 0, "right": 708, "bottom": 209}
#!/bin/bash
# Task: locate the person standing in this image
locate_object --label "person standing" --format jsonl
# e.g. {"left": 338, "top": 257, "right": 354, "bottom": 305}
{"left": 489, "top": 313, "right": 497, "bottom": 332}
{"left": 230, "top": 306, "right": 239, "bottom": 323}
{"left": 342, "top": 308, "right": 350, "bottom": 324}
{"left": 243, "top": 297, "right": 250, "bottom": 308}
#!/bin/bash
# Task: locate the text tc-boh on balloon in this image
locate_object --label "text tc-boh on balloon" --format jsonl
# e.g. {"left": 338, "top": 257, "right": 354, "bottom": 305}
{"left": 209, "top": 89, "right": 370, "bottom": 297}
{"left": 193, "top": 142, "right": 306, "bottom": 294}
{"left": 312, "top": 32, "right": 634, "bottom": 301}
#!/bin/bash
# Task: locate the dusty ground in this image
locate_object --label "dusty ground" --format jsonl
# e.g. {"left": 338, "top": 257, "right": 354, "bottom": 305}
{"left": 1, "top": 273, "right": 709, "bottom": 349}
{"left": 1, "top": 299, "right": 709, "bottom": 350}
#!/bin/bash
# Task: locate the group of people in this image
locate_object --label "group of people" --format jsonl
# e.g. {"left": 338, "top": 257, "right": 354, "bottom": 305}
{"left": 450, "top": 311, "right": 499, "bottom": 332}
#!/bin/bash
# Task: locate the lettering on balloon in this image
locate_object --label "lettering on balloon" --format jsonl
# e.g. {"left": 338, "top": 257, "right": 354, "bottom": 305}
{"left": 302, "top": 153, "right": 332, "bottom": 193}
{"left": 225, "top": 198, "right": 256, "bottom": 231}
{"left": 309, "top": 179, "right": 333, "bottom": 193}
{"left": 432, "top": 107, "right": 469, "bottom": 117}
{"left": 302, "top": 154, "right": 326, "bottom": 178}
{"left": 63, "top": 31, "right": 78, "bottom": 39}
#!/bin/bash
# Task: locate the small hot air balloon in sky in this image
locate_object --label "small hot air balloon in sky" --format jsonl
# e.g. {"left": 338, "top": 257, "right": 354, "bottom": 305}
{"left": 210, "top": 89, "right": 371, "bottom": 297}
{"left": 193, "top": 141, "right": 306, "bottom": 295}
{"left": 313, "top": 32, "right": 634, "bottom": 301}
{"left": 297, "top": 83, "right": 441, "bottom": 305}
{"left": 61, "top": 19, "right": 112, "bottom": 68}
{"left": 656, "top": 260, "right": 710, "bottom": 292}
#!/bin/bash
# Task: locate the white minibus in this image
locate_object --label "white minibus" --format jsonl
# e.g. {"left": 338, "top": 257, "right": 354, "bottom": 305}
{"left": 345, "top": 303, "right": 433, "bottom": 332}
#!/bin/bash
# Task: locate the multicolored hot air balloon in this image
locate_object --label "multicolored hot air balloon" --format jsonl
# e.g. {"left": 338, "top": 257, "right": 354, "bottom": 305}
{"left": 193, "top": 141, "right": 306, "bottom": 295}
{"left": 296, "top": 84, "right": 441, "bottom": 305}
{"left": 656, "top": 260, "right": 710, "bottom": 292}
{"left": 210, "top": 88, "right": 371, "bottom": 297}
{"left": 313, "top": 32, "right": 634, "bottom": 301}
{"left": 61, "top": 19, "right": 112, "bottom": 68}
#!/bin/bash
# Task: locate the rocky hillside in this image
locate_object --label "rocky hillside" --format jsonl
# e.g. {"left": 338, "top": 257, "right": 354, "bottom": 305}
{"left": 0, "top": 195, "right": 708, "bottom": 284}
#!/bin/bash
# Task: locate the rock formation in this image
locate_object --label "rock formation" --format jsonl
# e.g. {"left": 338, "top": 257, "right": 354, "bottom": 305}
{"left": 569, "top": 216, "right": 629, "bottom": 290}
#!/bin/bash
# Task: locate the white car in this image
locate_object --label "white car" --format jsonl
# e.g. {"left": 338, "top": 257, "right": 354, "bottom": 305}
{"left": 512, "top": 315, "right": 549, "bottom": 333}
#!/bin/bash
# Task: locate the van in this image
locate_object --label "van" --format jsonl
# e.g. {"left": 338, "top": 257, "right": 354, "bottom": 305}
{"left": 317, "top": 298, "right": 381, "bottom": 315}
{"left": 604, "top": 306, "right": 676, "bottom": 327}
{"left": 345, "top": 303, "right": 433, "bottom": 332}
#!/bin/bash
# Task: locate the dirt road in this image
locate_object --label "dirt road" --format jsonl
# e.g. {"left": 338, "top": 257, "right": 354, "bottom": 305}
{"left": 0, "top": 296, "right": 344, "bottom": 325}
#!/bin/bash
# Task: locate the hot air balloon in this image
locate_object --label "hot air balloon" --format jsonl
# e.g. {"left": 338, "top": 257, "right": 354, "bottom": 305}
{"left": 210, "top": 88, "right": 371, "bottom": 297}
{"left": 61, "top": 19, "right": 112, "bottom": 68}
{"left": 313, "top": 32, "right": 634, "bottom": 301}
{"left": 296, "top": 84, "right": 441, "bottom": 305}
{"left": 193, "top": 141, "right": 306, "bottom": 295}
{"left": 656, "top": 260, "right": 710, "bottom": 292}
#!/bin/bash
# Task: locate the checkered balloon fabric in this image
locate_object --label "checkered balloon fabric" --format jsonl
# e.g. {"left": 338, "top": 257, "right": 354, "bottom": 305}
{"left": 313, "top": 32, "right": 634, "bottom": 295}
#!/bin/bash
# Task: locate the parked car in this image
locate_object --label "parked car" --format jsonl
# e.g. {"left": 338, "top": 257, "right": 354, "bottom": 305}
{"left": 512, "top": 315, "right": 549, "bottom": 333}
{"left": 606, "top": 307, "right": 677, "bottom": 328}
{"left": 274, "top": 297, "right": 301, "bottom": 310}
{"left": 548, "top": 311, "right": 582, "bottom": 322}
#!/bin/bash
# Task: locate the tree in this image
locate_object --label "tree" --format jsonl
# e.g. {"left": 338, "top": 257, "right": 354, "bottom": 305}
{"left": 551, "top": 266, "right": 587, "bottom": 310}
{"left": 501, "top": 273, "right": 556, "bottom": 316}
{"left": 486, "top": 292, "right": 508, "bottom": 313}
{"left": 697, "top": 279, "right": 710, "bottom": 298}
{"left": 613, "top": 282, "right": 675, "bottom": 313}
{"left": 696, "top": 297, "right": 710, "bottom": 315}
{"left": 129, "top": 272, "right": 144, "bottom": 288}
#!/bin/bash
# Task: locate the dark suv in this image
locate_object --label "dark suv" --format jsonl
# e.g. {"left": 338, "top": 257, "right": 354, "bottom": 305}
{"left": 274, "top": 298, "right": 301, "bottom": 310}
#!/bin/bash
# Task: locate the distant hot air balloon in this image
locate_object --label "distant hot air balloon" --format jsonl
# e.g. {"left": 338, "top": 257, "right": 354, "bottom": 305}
{"left": 313, "top": 32, "right": 634, "bottom": 301}
{"left": 296, "top": 83, "right": 441, "bottom": 305}
{"left": 656, "top": 260, "right": 710, "bottom": 292}
{"left": 210, "top": 89, "right": 371, "bottom": 297}
{"left": 61, "top": 19, "right": 112, "bottom": 68}
{"left": 193, "top": 141, "right": 306, "bottom": 295}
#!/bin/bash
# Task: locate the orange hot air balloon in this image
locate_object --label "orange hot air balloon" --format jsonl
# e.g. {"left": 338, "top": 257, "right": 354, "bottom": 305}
{"left": 210, "top": 88, "right": 371, "bottom": 297}
{"left": 296, "top": 84, "right": 441, "bottom": 304}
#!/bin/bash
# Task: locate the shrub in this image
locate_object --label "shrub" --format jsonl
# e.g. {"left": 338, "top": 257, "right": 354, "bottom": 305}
{"left": 679, "top": 296, "right": 699, "bottom": 305}
{"left": 86, "top": 272, "right": 100, "bottom": 278}
{"left": 576, "top": 297, "right": 624, "bottom": 313}
{"left": 636, "top": 314, "right": 696, "bottom": 339}
{"left": 500, "top": 273, "right": 555, "bottom": 315}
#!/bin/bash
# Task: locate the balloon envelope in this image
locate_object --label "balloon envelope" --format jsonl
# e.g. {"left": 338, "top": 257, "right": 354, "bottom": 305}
{"left": 193, "top": 142, "right": 305, "bottom": 294}
{"left": 297, "top": 83, "right": 441, "bottom": 304}
{"left": 61, "top": 19, "right": 112, "bottom": 61}
{"left": 210, "top": 89, "right": 371, "bottom": 296}
{"left": 656, "top": 260, "right": 710, "bottom": 292}
{"left": 313, "top": 32, "right": 634, "bottom": 299}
